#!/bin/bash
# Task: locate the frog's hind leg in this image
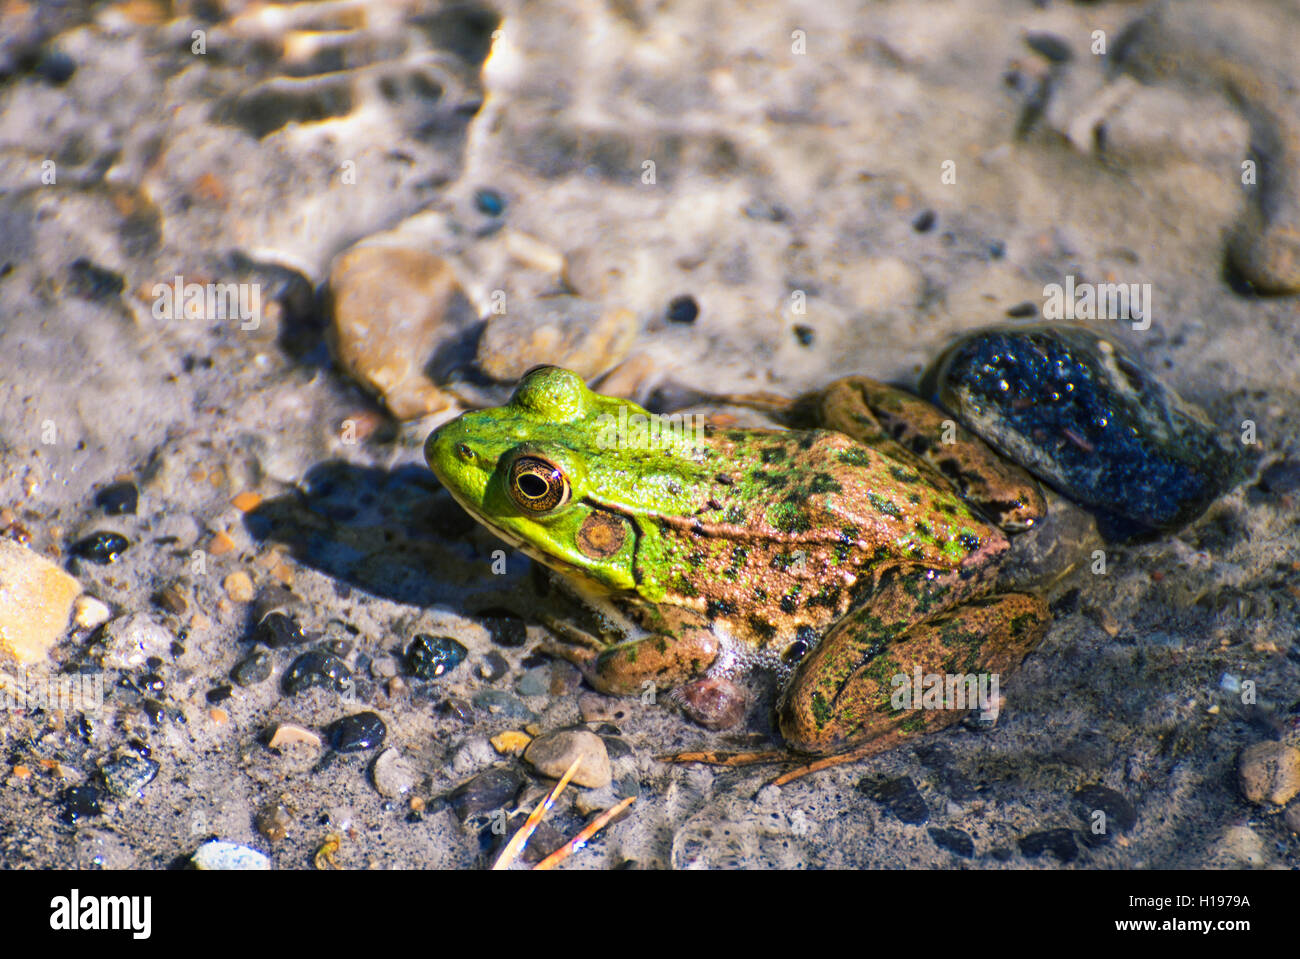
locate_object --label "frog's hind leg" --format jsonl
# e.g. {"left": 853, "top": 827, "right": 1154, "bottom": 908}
{"left": 777, "top": 592, "right": 1049, "bottom": 778}
{"left": 815, "top": 377, "right": 1046, "bottom": 533}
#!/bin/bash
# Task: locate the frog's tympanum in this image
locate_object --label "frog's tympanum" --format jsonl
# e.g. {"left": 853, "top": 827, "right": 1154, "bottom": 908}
{"left": 426, "top": 366, "right": 1051, "bottom": 782}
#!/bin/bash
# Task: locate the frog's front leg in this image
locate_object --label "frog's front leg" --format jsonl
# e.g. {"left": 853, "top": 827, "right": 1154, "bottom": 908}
{"left": 778, "top": 592, "right": 1049, "bottom": 759}
{"left": 813, "top": 377, "right": 1046, "bottom": 532}
{"left": 541, "top": 620, "right": 720, "bottom": 698}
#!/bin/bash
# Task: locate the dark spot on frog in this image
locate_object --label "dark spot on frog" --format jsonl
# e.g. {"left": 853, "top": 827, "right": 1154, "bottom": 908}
{"left": 748, "top": 616, "right": 777, "bottom": 644}
{"left": 706, "top": 598, "right": 737, "bottom": 618}
{"left": 956, "top": 532, "right": 981, "bottom": 553}
{"left": 888, "top": 466, "right": 920, "bottom": 484}
{"left": 838, "top": 446, "right": 871, "bottom": 467}
{"left": 723, "top": 506, "right": 746, "bottom": 524}
{"left": 808, "top": 473, "right": 842, "bottom": 494}
{"left": 760, "top": 447, "right": 787, "bottom": 464}
{"left": 806, "top": 584, "right": 841, "bottom": 609}
{"left": 714, "top": 473, "right": 735, "bottom": 485}
{"left": 798, "top": 434, "right": 817, "bottom": 451}
{"left": 749, "top": 469, "right": 787, "bottom": 488}
{"left": 780, "top": 588, "right": 802, "bottom": 614}
{"left": 867, "top": 492, "right": 902, "bottom": 518}
{"left": 666, "top": 480, "right": 683, "bottom": 496}
{"left": 914, "top": 520, "right": 933, "bottom": 537}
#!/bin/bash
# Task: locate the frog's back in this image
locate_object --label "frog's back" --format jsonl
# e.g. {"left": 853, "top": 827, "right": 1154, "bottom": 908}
{"left": 631, "top": 428, "right": 1005, "bottom": 653}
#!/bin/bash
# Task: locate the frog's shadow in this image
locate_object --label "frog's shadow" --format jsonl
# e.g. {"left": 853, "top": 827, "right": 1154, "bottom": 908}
{"left": 242, "top": 459, "right": 490, "bottom": 610}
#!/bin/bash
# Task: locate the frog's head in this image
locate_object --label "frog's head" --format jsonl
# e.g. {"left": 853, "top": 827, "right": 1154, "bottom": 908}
{"left": 426, "top": 366, "right": 679, "bottom": 594}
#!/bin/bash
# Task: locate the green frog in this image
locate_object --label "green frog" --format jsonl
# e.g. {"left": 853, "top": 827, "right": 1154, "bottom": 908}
{"left": 425, "top": 365, "right": 1051, "bottom": 783}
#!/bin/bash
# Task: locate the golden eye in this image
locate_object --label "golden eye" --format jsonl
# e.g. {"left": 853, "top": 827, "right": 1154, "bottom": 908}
{"left": 507, "top": 456, "right": 569, "bottom": 513}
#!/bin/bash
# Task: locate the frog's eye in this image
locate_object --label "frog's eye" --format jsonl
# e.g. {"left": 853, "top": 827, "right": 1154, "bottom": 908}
{"left": 506, "top": 455, "right": 570, "bottom": 514}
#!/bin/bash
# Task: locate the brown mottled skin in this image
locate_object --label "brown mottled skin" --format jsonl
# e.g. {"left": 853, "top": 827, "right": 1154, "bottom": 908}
{"left": 425, "top": 367, "right": 1051, "bottom": 774}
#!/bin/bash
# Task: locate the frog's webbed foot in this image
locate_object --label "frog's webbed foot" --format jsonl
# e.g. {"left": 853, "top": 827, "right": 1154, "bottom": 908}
{"left": 813, "top": 377, "right": 1046, "bottom": 533}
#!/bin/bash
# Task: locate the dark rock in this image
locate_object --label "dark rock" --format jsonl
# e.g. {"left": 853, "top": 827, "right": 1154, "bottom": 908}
{"left": 205, "top": 685, "right": 232, "bottom": 704}
{"left": 93, "top": 481, "right": 138, "bottom": 515}
{"left": 928, "top": 826, "right": 974, "bottom": 857}
{"left": 1018, "top": 827, "right": 1079, "bottom": 862}
{"left": 793, "top": 324, "right": 814, "bottom": 346}
{"left": 253, "top": 611, "right": 307, "bottom": 648}
{"left": 923, "top": 325, "right": 1242, "bottom": 541}
{"left": 326, "top": 711, "right": 387, "bottom": 752}
{"left": 1073, "top": 785, "right": 1137, "bottom": 844}
{"left": 1258, "top": 459, "right": 1300, "bottom": 495}
{"left": 231, "top": 650, "right": 273, "bottom": 687}
{"left": 66, "top": 258, "right": 124, "bottom": 301}
{"left": 474, "top": 188, "right": 506, "bottom": 216}
{"left": 858, "top": 775, "right": 930, "bottom": 825}
{"left": 72, "top": 531, "right": 130, "bottom": 564}
{"left": 666, "top": 294, "right": 699, "bottom": 324}
{"left": 1026, "top": 32, "right": 1073, "bottom": 63}
{"left": 281, "top": 649, "right": 352, "bottom": 695}
{"left": 476, "top": 608, "right": 527, "bottom": 647}
{"left": 446, "top": 767, "right": 526, "bottom": 821}
{"left": 406, "top": 634, "right": 467, "bottom": 678}
{"left": 912, "top": 209, "right": 936, "bottom": 232}
{"left": 100, "top": 753, "right": 159, "bottom": 798}
{"left": 59, "top": 785, "right": 103, "bottom": 824}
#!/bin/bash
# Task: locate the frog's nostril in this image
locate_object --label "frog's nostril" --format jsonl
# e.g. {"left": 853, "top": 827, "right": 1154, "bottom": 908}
{"left": 455, "top": 442, "right": 474, "bottom": 461}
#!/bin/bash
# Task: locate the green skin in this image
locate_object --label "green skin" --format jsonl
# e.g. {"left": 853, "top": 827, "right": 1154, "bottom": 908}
{"left": 426, "top": 367, "right": 1050, "bottom": 759}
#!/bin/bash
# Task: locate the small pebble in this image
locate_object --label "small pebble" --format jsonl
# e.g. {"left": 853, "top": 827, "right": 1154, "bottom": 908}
{"left": 223, "top": 571, "right": 254, "bottom": 602}
{"left": 793, "top": 324, "right": 814, "bottom": 346}
{"left": 928, "top": 826, "right": 974, "bottom": 857}
{"left": 100, "top": 614, "right": 172, "bottom": 670}
{"left": 255, "top": 802, "right": 293, "bottom": 842}
{"left": 267, "top": 723, "right": 322, "bottom": 750}
{"left": 446, "top": 767, "right": 526, "bottom": 822}
{"left": 1025, "top": 31, "right": 1073, "bottom": 63}
{"left": 325, "top": 711, "right": 387, "bottom": 752}
{"left": 231, "top": 649, "right": 273, "bottom": 686}
{"left": 523, "top": 729, "right": 612, "bottom": 788}
{"left": 191, "top": 840, "right": 270, "bottom": 870}
{"left": 99, "top": 753, "right": 159, "bottom": 798}
{"left": 514, "top": 666, "right": 549, "bottom": 698}
{"left": 152, "top": 582, "right": 189, "bottom": 616}
{"left": 252, "top": 611, "right": 307, "bottom": 648}
{"left": 281, "top": 649, "right": 352, "bottom": 695}
{"left": 857, "top": 775, "right": 929, "bottom": 825}
{"left": 1237, "top": 741, "right": 1300, "bottom": 805}
{"left": 1072, "top": 785, "right": 1137, "bottom": 841}
{"left": 93, "top": 481, "right": 138, "bottom": 515}
{"left": 371, "top": 748, "right": 418, "bottom": 798}
{"left": 406, "top": 634, "right": 467, "bottom": 678}
{"left": 911, "top": 209, "right": 936, "bottom": 232}
{"left": 73, "top": 531, "right": 130, "bottom": 564}
{"left": 579, "top": 693, "right": 628, "bottom": 724}
{"left": 477, "top": 651, "right": 510, "bottom": 682}
{"left": 677, "top": 677, "right": 746, "bottom": 730}
{"left": 474, "top": 187, "right": 506, "bottom": 216}
{"left": 205, "top": 685, "right": 233, "bottom": 704}
{"left": 490, "top": 730, "right": 532, "bottom": 755}
{"left": 1018, "top": 828, "right": 1079, "bottom": 863}
{"left": 59, "top": 786, "right": 103, "bottom": 824}
{"left": 477, "top": 609, "right": 528, "bottom": 647}
{"left": 1258, "top": 459, "right": 1300, "bottom": 495}
{"left": 66, "top": 258, "right": 124, "bottom": 301}
{"left": 72, "top": 595, "right": 111, "bottom": 631}
{"left": 666, "top": 294, "right": 699, "bottom": 324}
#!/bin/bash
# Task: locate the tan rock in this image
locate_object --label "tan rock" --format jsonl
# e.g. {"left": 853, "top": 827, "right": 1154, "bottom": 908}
{"left": 1237, "top": 741, "right": 1300, "bottom": 806}
{"left": 223, "top": 571, "right": 254, "bottom": 602}
{"left": 477, "top": 295, "right": 637, "bottom": 383}
{"left": 523, "top": 729, "right": 612, "bottom": 788}
{"left": 0, "top": 540, "right": 82, "bottom": 665}
{"left": 327, "top": 245, "right": 475, "bottom": 419}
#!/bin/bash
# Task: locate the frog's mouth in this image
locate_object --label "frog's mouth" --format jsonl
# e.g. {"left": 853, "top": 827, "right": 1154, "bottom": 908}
{"left": 439, "top": 484, "right": 621, "bottom": 597}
